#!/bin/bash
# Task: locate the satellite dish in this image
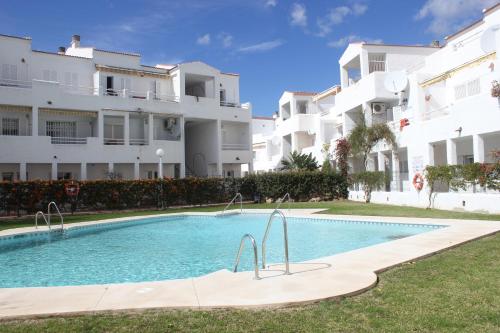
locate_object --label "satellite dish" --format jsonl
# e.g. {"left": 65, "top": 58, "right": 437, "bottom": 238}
{"left": 384, "top": 71, "right": 408, "bottom": 94}
{"left": 480, "top": 25, "right": 499, "bottom": 54}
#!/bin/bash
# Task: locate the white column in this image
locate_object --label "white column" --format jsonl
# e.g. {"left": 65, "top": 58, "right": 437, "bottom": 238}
{"left": 446, "top": 139, "right": 457, "bottom": 165}
{"left": 391, "top": 151, "right": 401, "bottom": 192}
{"left": 377, "top": 152, "right": 386, "bottom": 172}
{"left": 360, "top": 49, "right": 370, "bottom": 78}
{"left": 148, "top": 113, "right": 154, "bottom": 144}
{"left": 179, "top": 117, "right": 186, "bottom": 178}
{"left": 108, "top": 162, "right": 114, "bottom": 175}
{"left": 51, "top": 160, "right": 58, "bottom": 180}
{"left": 216, "top": 119, "right": 222, "bottom": 177}
{"left": 98, "top": 111, "right": 104, "bottom": 144}
{"left": 19, "top": 162, "right": 27, "bottom": 181}
{"left": 428, "top": 143, "right": 435, "bottom": 166}
{"left": 134, "top": 161, "right": 140, "bottom": 180}
{"left": 124, "top": 112, "right": 130, "bottom": 146}
{"left": 80, "top": 162, "right": 87, "bottom": 180}
{"left": 291, "top": 133, "right": 298, "bottom": 153}
{"left": 32, "top": 107, "right": 39, "bottom": 136}
{"left": 473, "top": 134, "right": 485, "bottom": 163}
{"left": 340, "top": 66, "right": 348, "bottom": 89}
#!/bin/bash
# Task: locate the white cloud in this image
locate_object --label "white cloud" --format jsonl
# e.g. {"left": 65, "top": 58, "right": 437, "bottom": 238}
{"left": 316, "top": 3, "right": 368, "bottom": 37}
{"left": 237, "top": 39, "right": 285, "bottom": 53}
{"left": 218, "top": 32, "right": 233, "bottom": 48}
{"left": 290, "top": 3, "right": 307, "bottom": 27}
{"left": 265, "top": 0, "right": 277, "bottom": 8}
{"left": 196, "top": 33, "right": 211, "bottom": 45}
{"left": 327, "top": 35, "right": 383, "bottom": 48}
{"left": 415, "top": 0, "right": 497, "bottom": 35}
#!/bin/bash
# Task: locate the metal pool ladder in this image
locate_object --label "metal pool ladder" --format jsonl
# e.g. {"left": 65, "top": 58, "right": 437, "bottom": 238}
{"left": 221, "top": 193, "right": 242, "bottom": 216}
{"left": 233, "top": 234, "right": 260, "bottom": 279}
{"left": 35, "top": 211, "right": 50, "bottom": 230}
{"left": 276, "top": 192, "right": 291, "bottom": 212}
{"left": 262, "top": 209, "right": 290, "bottom": 274}
{"left": 48, "top": 201, "right": 64, "bottom": 230}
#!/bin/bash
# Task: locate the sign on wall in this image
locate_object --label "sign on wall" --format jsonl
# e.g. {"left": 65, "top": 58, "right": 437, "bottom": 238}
{"left": 412, "top": 156, "right": 424, "bottom": 173}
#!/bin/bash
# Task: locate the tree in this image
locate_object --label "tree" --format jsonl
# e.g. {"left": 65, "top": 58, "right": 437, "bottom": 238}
{"left": 280, "top": 151, "right": 319, "bottom": 171}
{"left": 351, "top": 171, "right": 385, "bottom": 203}
{"left": 347, "top": 112, "right": 397, "bottom": 170}
{"left": 335, "top": 138, "right": 351, "bottom": 177}
{"left": 321, "top": 143, "right": 333, "bottom": 172}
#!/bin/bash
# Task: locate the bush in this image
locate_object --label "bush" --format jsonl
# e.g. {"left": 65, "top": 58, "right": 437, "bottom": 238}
{"left": 424, "top": 163, "right": 500, "bottom": 209}
{"left": 351, "top": 171, "right": 385, "bottom": 203}
{"left": 0, "top": 171, "right": 349, "bottom": 216}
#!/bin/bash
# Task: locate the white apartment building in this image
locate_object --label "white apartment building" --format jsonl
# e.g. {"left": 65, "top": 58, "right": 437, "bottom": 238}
{"left": 252, "top": 5, "right": 500, "bottom": 213}
{"left": 0, "top": 34, "right": 252, "bottom": 181}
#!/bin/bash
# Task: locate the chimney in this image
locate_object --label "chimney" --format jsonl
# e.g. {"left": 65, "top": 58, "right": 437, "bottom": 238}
{"left": 430, "top": 40, "right": 440, "bottom": 47}
{"left": 71, "top": 35, "right": 80, "bottom": 48}
{"left": 58, "top": 46, "right": 66, "bottom": 55}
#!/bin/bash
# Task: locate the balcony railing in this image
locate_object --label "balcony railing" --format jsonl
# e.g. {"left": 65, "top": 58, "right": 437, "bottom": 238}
{"left": 220, "top": 101, "right": 241, "bottom": 108}
{"left": 222, "top": 143, "right": 249, "bottom": 150}
{"left": 50, "top": 137, "right": 88, "bottom": 144}
{"left": 104, "top": 138, "right": 125, "bottom": 145}
{"left": 0, "top": 78, "right": 32, "bottom": 89}
{"left": 129, "top": 138, "right": 148, "bottom": 146}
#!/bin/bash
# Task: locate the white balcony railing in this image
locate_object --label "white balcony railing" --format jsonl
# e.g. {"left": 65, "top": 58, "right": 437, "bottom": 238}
{"left": 421, "top": 105, "right": 450, "bottom": 121}
{"left": 220, "top": 101, "right": 241, "bottom": 108}
{"left": 0, "top": 78, "right": 32, "bottom": 89}
{"left": 50, "top": 137, "right": 88, "bottom": 144}
{"left": 129, "top": 138, "right": 148, "bottom": 146}
{"left": 104, "top": 138, "right": 125, "bottom": 145}
{"left": 222, "top": 143, "right": 249, "bottom": 150}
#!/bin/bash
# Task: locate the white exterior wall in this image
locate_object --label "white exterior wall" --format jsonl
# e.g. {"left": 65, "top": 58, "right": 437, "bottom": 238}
{"left": 0, "top": 34, "right": 252, "bottom": 180}
{"left": 251, "top": 6, "right": 500, "bottom": 213}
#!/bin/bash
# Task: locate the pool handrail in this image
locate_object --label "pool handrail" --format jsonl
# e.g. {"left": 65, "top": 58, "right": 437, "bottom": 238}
{"left": 35, "top": 211, "right": 50, "bottom": 230}
{"left": 233, "top": 233, "right": 260, "bottom": 280}
{"left": 261, "top": 209, "right": 290, "bottom": 274}
{"left": 276, "top": 193, "right": 291, "bottom": 212}
{"left": 221, "top": 193, "right": 242, "bottom": 216}
{"left": 47, "top": 201, "right": 64, "bottom": 230}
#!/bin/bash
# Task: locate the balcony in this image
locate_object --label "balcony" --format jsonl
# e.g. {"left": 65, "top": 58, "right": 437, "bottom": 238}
{"left": 104, "top": 138, "right": 125, "bottom": 145}
{"left": 222, "top": 143, "right": 249, "bottom": 150}
{"left": 129, "top": 138, "right": 148, "bottom": 146}
{"left": 51, "top": 137, "right": 87, "bottom": 145}
{"left": 220, "top": 101, "right": 241, "bottom": 108}
{"left": 0, "top": 78, "right": 32, "bottom": 89}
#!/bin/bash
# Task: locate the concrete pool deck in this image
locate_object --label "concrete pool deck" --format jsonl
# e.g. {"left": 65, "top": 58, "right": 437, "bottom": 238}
{"left": 0, "top": 209, "right": 499, "bottom": 319}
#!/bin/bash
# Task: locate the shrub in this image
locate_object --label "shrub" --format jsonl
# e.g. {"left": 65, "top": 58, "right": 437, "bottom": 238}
{"left": 0, "top": 171, "right": 349, "bottom": 216}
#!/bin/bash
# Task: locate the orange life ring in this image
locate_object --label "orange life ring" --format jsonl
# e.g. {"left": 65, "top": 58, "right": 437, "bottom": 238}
{"left": 413, "top": 173, "right": 424, "bottom": 191}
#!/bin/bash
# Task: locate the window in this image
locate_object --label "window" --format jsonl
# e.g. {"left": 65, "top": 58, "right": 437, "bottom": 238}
{"left": 220, "top": 89, "right": 226, "bottom": 102}
{"left": 57, "top": 172, "right": 72, "bottom": 180}
{"left": 106, "top": 76, "right": 116, "bottom": 95}
{"left": 147, "top": 170, "right": 158, "bottom": 179}
{"left": 462, "top": 155, "right": 474, "bottom": 165}
{"left": 46, "top": 121, "right": 77, "bottom": 138}
{"left": 2, "top": 172, "right": 14, "bottom": 182}
{"left": 368, "top": 54, "right": 386, "bottom": 73}
{"left": 467, "top": 78, "right": 480, "bottom": 96}
{"left": 42, "top": 70, "right": 57, "bottom": 82}
{"left": 1, "top": 64, "right": 18, "bottom": 84}
{"left": 2, "top": 118, "right": 19, "bottom": 135}
{"left": 454, "top": 83, "right": 466, "bottom": 100}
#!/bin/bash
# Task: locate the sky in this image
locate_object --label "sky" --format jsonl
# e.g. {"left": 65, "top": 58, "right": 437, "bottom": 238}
{"left": 0, "top": 0, "right": 497, "bottom": 116}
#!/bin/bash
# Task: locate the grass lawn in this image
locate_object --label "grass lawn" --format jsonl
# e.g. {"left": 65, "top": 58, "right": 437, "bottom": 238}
{"left": 1, "top": 200, "right": 499, "bottom": 231}
{"left": 0, "top": 232, "right": 498, "bottom": 332}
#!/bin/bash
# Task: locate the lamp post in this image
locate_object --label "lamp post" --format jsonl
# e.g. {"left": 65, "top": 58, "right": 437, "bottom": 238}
{"left": 156, "top": 148, "right": 165, "bottom": 179}
{"left": 156, "top": 148, "right": 165, "bottom": 209}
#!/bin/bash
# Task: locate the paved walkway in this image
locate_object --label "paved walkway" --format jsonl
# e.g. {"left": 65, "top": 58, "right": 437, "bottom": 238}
{"left": 0, "top": 210, "right": 499, "bottom": 319}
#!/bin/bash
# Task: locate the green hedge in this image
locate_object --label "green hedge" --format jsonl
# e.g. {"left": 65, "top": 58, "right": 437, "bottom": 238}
{"left": 0, "top": 171, "right": 348, "bottom": 216}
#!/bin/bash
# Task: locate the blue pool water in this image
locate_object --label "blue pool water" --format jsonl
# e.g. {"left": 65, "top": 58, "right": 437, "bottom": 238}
{"left": 0, "top": 214, "right": 443, "bottom": 288}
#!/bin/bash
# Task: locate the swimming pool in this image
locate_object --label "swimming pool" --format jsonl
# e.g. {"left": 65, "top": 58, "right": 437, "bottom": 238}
{"left": 0, "top": 213, "right": 444, "bottom": 288}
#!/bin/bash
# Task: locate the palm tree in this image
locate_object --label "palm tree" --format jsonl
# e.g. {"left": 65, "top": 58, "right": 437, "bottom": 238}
{"left": 347, "top": 111, "right": 397, "bottom": 170}
{"left": 280, "top": 151, "right": 319, "bottom": 171}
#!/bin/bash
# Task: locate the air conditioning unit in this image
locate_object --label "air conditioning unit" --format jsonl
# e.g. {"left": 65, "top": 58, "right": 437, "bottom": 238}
{"left": 163, "top": 118, "right": 177, "bottom": 130}
{"left": 371, "top": 102, "right": 387, "bottom": 115}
